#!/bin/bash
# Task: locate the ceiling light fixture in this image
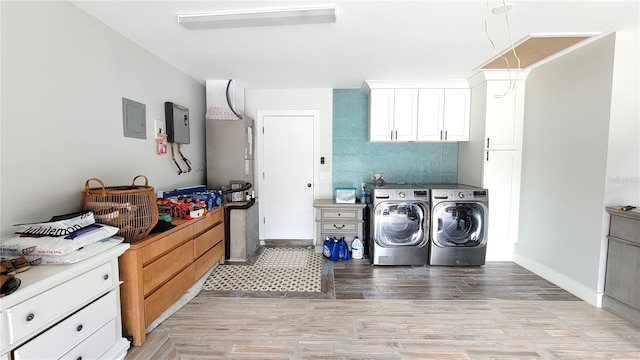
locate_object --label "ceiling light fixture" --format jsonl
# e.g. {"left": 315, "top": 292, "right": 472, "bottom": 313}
{"left": 177, "top": 6, "right": 337, "bottom": 30}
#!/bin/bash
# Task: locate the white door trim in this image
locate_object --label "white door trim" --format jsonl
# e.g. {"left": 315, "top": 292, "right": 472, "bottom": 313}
{"left": 256, "top": 109, "right": 320, "bottom": 240}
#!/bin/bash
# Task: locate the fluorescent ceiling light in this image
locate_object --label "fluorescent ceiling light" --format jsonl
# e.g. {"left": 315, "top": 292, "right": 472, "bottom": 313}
{"left": 177, "top": 7, "right": 337, "bottom": 30}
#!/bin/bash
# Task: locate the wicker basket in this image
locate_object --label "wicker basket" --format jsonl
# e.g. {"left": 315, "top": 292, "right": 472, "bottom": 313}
{"left": 81, "top": 175, "right": 158, "bottom": 243}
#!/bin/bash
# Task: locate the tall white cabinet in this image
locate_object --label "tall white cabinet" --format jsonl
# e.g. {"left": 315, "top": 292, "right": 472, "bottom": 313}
{"left": 458, "top": 70, "right": 529, "bottom": 261}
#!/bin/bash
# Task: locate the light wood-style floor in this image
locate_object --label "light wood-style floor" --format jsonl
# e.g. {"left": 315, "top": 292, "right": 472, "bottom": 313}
{"left": 125, "top": 255, "right": 640, "bottom": 359}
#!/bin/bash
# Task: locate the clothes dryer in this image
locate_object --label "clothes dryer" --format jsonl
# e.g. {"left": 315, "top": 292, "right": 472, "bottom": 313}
{"left": 429, "top": 185, "right": 488, "bottom": 266}
{"left": 369, "top": 184, "right": 430, "bottom": 265}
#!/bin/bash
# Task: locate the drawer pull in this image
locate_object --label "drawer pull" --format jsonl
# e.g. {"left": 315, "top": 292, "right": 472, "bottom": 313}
{"left": 103, "top": 274, "right": 109, "bottom": 280}
{"left": 77, "top": 357, "right": 82, "bottom": 360}
{"left": 26, "top": 313, "right": 35, "bottom": 322}
{"left": 76, "top": 324, "right": 83, "bottom": 332}
{"left": 333, "top": 224, "right": 345, "bottom": 229}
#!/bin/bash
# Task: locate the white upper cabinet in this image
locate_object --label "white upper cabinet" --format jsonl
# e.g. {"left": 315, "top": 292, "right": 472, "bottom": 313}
{"left": 485, "top": 80, "right": 525, "bottom": 150}
{"left": 417, "top": 88, "right": 470, "bottom": 142}
{"left": 365, "top": 81, "right": 470, "bottom": 142}
{"left": 369, "top": 88, "right": 418, "bottom": 141}
{"left": 415, "top": 89, "right": 444, "bottom": 141}
{"left": 393, "top": 89, "right": 419, "bottom": 141}
{"left": 369, "top": 89, "right": 395, "bottom": 141}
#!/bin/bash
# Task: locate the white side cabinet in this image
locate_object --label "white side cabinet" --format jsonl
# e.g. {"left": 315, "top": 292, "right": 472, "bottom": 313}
{"left": 369, "top": 88, "right": 418, "bottom": 141}
{"left": 0, "top": 244, "right": 130, "bottom": 360}
{"left": 417, "top": 88, "right": 470, "bottom": 142}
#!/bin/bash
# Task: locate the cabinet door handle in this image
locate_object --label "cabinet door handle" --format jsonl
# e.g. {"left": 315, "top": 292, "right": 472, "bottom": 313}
{"left": 26, "top": 313, "right": 35, "bottom": 322}
{"left": 486, "top": 151, "right": 490, "bottom": 161}
{"left": 440, "top": 130, "right": 443, "bottom": 140}
{"left": 486, "top": 138, "right": 490, "bottom": 148}
{"left": 333, "top": 224, "right": 345, "bottom": 229}
{"left": 77, "top": 324, "right": 83, "bottom": 332}
{"left": 444, "top": 130, "right": 448, "bottom": 140}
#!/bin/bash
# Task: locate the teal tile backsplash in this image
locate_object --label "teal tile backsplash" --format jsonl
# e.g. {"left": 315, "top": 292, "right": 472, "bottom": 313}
{"left": 332, "top": 89, "right": 458, "bottom": 192}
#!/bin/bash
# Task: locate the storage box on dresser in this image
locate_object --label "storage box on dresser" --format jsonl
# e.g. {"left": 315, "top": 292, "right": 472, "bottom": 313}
{"left": 119, "top": 206, "right": 225, "bottom": 346}
{"left": 313, "top": 199, "right": 366, "bottom": 250}
{"left": 603, "top": 207, "right": 640, "bottom": 327}
{"left": 0, "top": 244, "right": 130, "bottom": 360}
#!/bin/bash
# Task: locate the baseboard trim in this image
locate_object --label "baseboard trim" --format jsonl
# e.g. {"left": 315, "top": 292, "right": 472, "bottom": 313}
{"left": 512, "top": 253, "right": 601, "bottom": 307}
{"left": 262, "top": 239, "right": 314, "bottom": 247}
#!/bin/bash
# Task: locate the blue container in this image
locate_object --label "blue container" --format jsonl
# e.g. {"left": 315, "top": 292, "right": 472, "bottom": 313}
{"left": 338, "top": 237, "right": 350, "bottom": 261}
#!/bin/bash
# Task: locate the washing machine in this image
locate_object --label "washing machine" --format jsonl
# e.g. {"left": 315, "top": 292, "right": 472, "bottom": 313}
{"left": 369, "top": 184, "right": 430, "bottom": 265}
{"left": 429, "top": 185, "right": 488, "bottom": 266}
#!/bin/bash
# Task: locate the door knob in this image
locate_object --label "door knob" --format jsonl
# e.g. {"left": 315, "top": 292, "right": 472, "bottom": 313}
{"left": 307, "top": 183, "right": 312, "bottom": 187}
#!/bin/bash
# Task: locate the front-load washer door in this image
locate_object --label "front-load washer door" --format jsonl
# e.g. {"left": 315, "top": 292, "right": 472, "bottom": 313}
{"left": 373, "top": 201, "right": 429, "bottom": 247}
{"left": 432, "top": 202, "right": 487, "bottom": 247}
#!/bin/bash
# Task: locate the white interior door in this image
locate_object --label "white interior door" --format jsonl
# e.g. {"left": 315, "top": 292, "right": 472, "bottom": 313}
{"left": 259, "top": 112, "right": 316, "bottom": 240}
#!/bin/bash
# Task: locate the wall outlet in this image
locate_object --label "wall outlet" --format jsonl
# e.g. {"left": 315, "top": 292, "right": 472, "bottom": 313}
{"left": 372, "top": 172, "right": 386, "bottom": 181}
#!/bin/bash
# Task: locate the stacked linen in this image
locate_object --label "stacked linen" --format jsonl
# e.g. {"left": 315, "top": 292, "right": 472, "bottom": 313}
{"left": 1, "top": 211, "right": 123, "bottom": 265}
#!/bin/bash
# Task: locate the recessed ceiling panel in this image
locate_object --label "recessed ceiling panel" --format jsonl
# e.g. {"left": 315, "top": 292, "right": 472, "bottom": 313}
{"left": 480, "top": 35, "right": 595, "bottom": 70}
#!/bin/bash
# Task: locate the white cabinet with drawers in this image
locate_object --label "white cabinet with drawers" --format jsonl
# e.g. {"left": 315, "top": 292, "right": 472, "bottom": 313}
{"left": 0, "top": 244, "right": 130, "bottom": 360}
{"left": 313, "top": 200, "right": 367, "bottom": 251}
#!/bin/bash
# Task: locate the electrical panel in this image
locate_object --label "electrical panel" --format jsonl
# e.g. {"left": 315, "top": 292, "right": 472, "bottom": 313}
{"left": 164, "top": 102, "right": 190, "bottom": 144}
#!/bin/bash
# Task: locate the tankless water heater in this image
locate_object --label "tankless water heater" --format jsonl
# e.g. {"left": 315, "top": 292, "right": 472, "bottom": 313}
{"left": 164, "top": 102, "right": 190, "bottom": 144}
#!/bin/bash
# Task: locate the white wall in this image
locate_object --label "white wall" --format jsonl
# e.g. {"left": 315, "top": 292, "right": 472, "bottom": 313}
{"left": 604, "top": 29, "right": 640, "bottom": 207}
{"left": 514, "top": 30, "right": 640, "bottom": 306}
{"left": 244, "top": 89, "right": 334, "bottom": 198}
{"left": 1, "top": 1, "right": 206, "bottom": 237}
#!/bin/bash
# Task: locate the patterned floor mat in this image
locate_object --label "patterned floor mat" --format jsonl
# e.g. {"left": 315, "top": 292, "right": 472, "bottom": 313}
{"left": 203, "top": 248, "right": 322, "bottom": 292}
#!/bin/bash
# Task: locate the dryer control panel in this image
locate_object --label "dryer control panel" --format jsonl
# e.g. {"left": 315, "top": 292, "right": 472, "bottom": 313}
{"left": 432, "top": 189, "right": 488, "bottom": 200}
{"left": 373, "top": 188, "right": 429, "bottom": 202}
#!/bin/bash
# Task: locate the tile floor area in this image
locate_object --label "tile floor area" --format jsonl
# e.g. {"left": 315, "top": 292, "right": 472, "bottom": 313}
{"left": 202, "top": 248, "right": 323, "bottom": 293}
{"left": 125, "top": 250, "right": 640, "bottom": 359}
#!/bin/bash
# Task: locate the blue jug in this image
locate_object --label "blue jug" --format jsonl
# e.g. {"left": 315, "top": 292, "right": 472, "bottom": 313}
{"left": 338, "top": 237, "right": 350, "bottom": 261}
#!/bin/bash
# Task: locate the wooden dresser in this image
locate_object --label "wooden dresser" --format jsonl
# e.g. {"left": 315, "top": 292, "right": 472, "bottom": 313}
{"left": 603, "top": 206, "right": 640, "bottom": 326}
{"left": 118, "top": 206, "right": 225, "bottom": 346}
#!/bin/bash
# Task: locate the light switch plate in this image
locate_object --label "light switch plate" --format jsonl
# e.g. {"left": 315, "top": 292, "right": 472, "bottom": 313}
{"left": 155, "top": 118, "right": 166, "bottom": 134}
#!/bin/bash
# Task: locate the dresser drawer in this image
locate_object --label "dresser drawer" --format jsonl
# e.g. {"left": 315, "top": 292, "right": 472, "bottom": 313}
{"left": 60, "top": 318, "right": 118, "bottom": 360}
{"left": 194, "top": 241, "right": 223, "bottom": 280}
{"left": 320, "top": 222, "right": 358, "bottom": 232}
{"left": 12, "top": 291, "right": 117, "bottom": 359}
{"left": 319, "top": 208, "right": 359, "bottom": 220}
{"left": 610, "top": 214, "right": 640, "bottom": 245}
{"left": 145, "top": 264, "right": 194, "bottom": 327}
{"left": 143, "top": 240, "right": 194, "bottom": 296}
{"left": 192, "top": 210, "right": 224, "bottom": 235}
{"left": 141, "top": 227, "right": 193, "bottom": 265}
{"left": 194, "top": 223, "right": 224, "bottom": 259}
{"left": 6, "top": 262, "right": 115, "bottom": 344}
